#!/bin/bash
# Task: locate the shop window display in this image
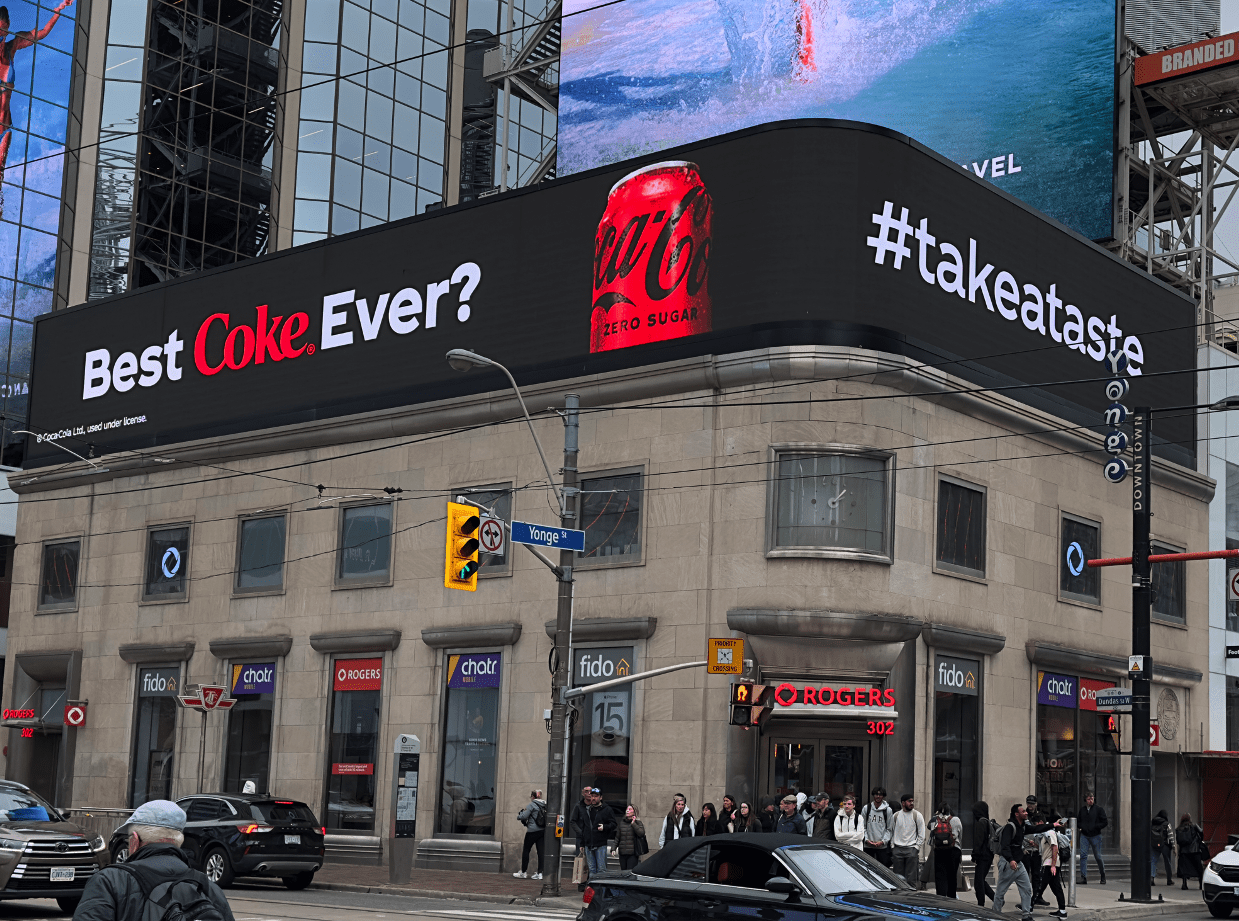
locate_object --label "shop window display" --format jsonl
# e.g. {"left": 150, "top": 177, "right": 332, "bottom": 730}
{"left": 326, "top": 657, "right": 382, "bottom": 833}
{"left": 437, "top": 652, "right": 500, "bottom": 835}
{"left": 224, "top": 662, "right": 276, "bottom": 793}
{"left": 569, "top": 646, "right": 633, "bottom": 810}
{"left": 933, "top": 655, "right": 980, "bottom": 847}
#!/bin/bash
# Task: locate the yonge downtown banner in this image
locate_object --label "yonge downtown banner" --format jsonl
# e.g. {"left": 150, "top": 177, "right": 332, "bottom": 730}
{"left": 557, "top": 0, "right": 1117, "bottom": 241}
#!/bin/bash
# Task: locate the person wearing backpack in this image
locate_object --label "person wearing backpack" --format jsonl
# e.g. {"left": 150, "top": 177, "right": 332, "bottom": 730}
{"left": 861, "top": 786, "right": 895, "bottom": 867}
{"left": 971, "top": 801, "right": 997, "bottom": 907}
{"left": 1150, "top": 809, "right": 1174, "bottom": 886}
{"left": 1176, "top": 812, "right": 1204, "bottom": 890}
{"left": 992, "top": 803, "right": 1034, "bottom": 920}
{"left": 931, "top": 803, "right": 963, "bottom": 898}
{"left": 74, "top": 800, "right": 234, "bottom": 921}
{"left": 514, "top": 788, "right": 547, "bottom": 879}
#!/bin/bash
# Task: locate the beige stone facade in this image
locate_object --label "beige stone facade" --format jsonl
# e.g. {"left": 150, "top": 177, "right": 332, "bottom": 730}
{"left": 2, "top": 345, "right": 1214, "bottom": 870}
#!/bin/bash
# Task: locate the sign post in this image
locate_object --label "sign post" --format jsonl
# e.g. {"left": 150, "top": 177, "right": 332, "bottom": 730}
{"left": 176, "top": 685, "right": 236, "bottom": 794}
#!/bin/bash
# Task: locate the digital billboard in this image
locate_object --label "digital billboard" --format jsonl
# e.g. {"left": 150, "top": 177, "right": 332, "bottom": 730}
{"left": 26, "top": 122, "right": 1194, "bottom": 473}
{"left": 557, "top": 0, "right": 1117, "bottom": 241}
{"left": 0, "top": 0, "right": 76, "bottom": 462}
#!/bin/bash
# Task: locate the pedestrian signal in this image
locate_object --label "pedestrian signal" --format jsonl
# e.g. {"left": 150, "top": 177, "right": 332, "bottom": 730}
{"left": 730, "top": 681, "right": 754, "bottom": 726}
{"left": 444, "top": 501, "right": 481, "bottom": 591}
{"left": 749, "top": 684, "right": 774, "bottom": 730}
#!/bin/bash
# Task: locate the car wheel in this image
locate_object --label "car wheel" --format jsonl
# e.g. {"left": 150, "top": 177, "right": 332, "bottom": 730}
{"left": 202, "top": 847, "right": 235, "bottom": 887}
{"left": 111, "top": 843, "right": 129, "bottom": 864}
{"left": 56, "top": 897, "right": 81, "bottom": 914}
{"left": 282, "top": 871, "right": 315, "bottom": 890}
{"left": 1208, "top": 905, "right": 1233, "bottom": 919}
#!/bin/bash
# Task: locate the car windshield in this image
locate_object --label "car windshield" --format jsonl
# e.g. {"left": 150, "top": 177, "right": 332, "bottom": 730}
{"left": 0, "top": 788, "right": 61, "bottom": 822}
{"left": 782, "top": 845, "right": 907, "bottom": 894}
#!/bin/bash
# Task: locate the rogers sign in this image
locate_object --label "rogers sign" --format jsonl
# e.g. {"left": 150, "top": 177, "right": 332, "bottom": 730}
{"left": 334, "top": 657, "right": 383, "bottom": 692}
{"left": 80, "top": 262, "right": 482, "bottom": 400}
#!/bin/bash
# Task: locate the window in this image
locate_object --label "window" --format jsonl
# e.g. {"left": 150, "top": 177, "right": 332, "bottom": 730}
{"left": 936, "top": 477, "right": 986, "bottom": 577}
{"left": 580, "top": 470, "right": 643, "bottom": 565}
{"left": 223, "top": 662, "right": 275, "bottom": 794}
{"left": 326, "top": 657, "right": 382, "bottom": 833}
{"left": 38, "top": 539, "right": 80, "bottom": 610}
{"left": 437, "top": 652, "right": 501, "bottom": 836}
{"left": 1228, "top": 678, "right": 1239, "bottom": 752}
{"left": 236, "top": 515, "right": 287, "bottom": 592}
{"left": 1060, "top": 514, "right": 1100, "bottom": 605}
{"left": 131, "top": 666, "right": 179, "bottom": 807}
{"left": 144, "top": 525, "right": 189, "bottom": 600}
{"left": 337, "top": 502, "right": 393, "bottom": 584}
{"left": 455, "top": 485, "right": 511, "bottom": 576}
{"left": 771, "top": 450, "right": 892, "bottom": 559}
{"left": 1227, "top": 462, "right": 1239, "bottom": 631}
{"left": 570, "top": 647, "right": 634, "bottom": 812}
{"left": 1151, "top": 541, "right": 1186, "bottom": 624}
{"left": 933, "top": 655, "right": 980, "bottom": 848}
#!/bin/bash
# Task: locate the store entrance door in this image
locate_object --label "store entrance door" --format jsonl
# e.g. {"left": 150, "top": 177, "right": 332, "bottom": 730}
{"left": 767, "top": 736, "right": 871, "bottom": 802}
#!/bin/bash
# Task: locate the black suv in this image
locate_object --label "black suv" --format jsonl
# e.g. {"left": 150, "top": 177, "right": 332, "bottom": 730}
{"left": 110, "top": 794, "right": 324, "bottom": 889}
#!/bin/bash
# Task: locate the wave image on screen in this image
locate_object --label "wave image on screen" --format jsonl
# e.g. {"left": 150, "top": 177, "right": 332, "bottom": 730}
{"left": 558, "top": 0, "right": 1116, "bottom": 240}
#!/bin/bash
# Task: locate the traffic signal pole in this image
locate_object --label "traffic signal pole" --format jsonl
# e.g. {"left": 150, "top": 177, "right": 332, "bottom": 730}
{"left": 542, "top": 393, "right": 579, "bottom": 898}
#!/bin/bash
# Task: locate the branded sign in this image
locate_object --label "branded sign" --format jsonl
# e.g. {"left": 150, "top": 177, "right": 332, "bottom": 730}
{"left": 1227, "top": 645, "right": 1239, "bottom": 660}
{"left": 63, "top": 704, "right": 87, "bottom": 727}
{"left": 27, "top": 125, "right": 1196, "bottom": 471}
{"left": 1037, "top": 671, "right": 1077, "bottom": 708}
{"left": 772, "top": 683, "right": 897, "bottom": 713}
{"left": 1135, "top": 32, "right": 1239, "bottom": 85}
{"left": 232, "top": 663, "right": 276, "bottom": 695}
{"left": 574, "top": 647, "right": 634, "bottom": 685}
{"left": 332, "top": 763, "right": 375, "bottom": 775}
{"left": 446, "top": 652, "right": 502, "bottom": 689}
{"left": 559, "top": 0, "right": 1117, "bottom": 240}
{"left": 139, "top": 667, "right": 180, "bottom": 698}
{"left": 2, "top": 709, "right": 35, "bottom": 720}
{"left": 1078, "top": 677, "right": 1116, "bottom": 711}
{"left": 935, "top": 656, "right": 979, "bottom": 696}
{"left": 334, "top": 658, "right": 383, "bottom": 692}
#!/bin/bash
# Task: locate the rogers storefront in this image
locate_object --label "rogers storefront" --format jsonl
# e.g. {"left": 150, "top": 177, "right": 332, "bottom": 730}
{"left": 4, "top": 120, "right": 1210, "bottom": 873}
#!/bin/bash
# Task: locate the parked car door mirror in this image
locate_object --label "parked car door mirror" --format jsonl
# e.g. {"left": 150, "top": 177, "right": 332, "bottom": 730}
{"left": 765, "top": 877, "right": 802, "bottom": 899}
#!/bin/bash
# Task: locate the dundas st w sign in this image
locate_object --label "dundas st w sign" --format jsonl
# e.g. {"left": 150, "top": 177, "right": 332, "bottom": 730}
{"left": 25, "top": 121, "right": 1195, "bottom": 468}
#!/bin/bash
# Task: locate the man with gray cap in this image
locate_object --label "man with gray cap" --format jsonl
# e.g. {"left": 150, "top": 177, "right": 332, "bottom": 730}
{"left": 74, "top": 800, "right": 234, "bottom": 921}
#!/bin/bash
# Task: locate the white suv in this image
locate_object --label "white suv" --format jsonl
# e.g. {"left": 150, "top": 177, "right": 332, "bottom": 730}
{"left": 1204, "top": 838, "right": 1239, "bottom": 918}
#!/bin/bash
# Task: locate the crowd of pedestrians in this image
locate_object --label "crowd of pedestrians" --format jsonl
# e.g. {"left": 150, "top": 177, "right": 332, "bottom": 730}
{"left": 526, "top": 782, "right": 1210, "bottom": 912}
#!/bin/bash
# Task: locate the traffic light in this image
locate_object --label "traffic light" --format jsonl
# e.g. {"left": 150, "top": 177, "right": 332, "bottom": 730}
{"left": 729, "top": 682, "right": 755, "bottom": 726}
{"left": 749, "top": 684, "right": 774, "bottom": 730}
{"left": 444, "top": 501, "right": 481, "bottom": 591}
{"left": 1100, "top": 714, "right": 1121, "bottom": 753}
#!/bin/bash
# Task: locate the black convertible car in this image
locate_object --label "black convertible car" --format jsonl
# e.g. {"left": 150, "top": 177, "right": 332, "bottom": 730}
{"left": 580, "top": 835, "right": 1004, "bottom": 921}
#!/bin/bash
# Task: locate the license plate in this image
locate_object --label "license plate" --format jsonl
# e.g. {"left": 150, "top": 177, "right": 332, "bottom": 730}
{"left": 50, "top": 868, "right": 75, "bottom": 882}
{"left": 1233, "top": 887, "right": 1239, "bottom": 896}
{"left": 284, "top": 835, "right": 300, "bottom": 845}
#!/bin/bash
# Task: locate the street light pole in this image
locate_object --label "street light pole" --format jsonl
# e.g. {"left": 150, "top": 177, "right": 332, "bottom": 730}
{"left": 1129, "top": 406, "right": 1152, "bottom": 904}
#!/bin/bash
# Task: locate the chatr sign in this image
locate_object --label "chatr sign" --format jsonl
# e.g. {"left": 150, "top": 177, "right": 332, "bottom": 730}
{"left": 1037, "top": 671, "right": 1076, "bottom": 708}
{"left": 446, "top": 652, "right": 501, "bottom": 689}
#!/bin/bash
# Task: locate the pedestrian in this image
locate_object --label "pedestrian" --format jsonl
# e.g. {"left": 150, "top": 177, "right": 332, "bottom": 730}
{"left": 697, "top": 803, "right": 723, "bottom": 836}
{"left": 658, "top": 793, "right": 695, "bottom": 847}
{"left": 992, "top": 802, "right": 1033, "bottom": 920}
{"left": 1023, "top": 795, "right": 1050, "bottom": 906}
{"left": 930, "top": 802, "right": 963, "bottom": 898}
{"left": 74, "top": 800, "right": 235, "bottom": 921}
{"left": 811, "top": 793, "right": 837, "bottom": 841}
{"left": 1076, "top": 792, "right": 1108, "bottom": 885}
{"left": 719, "top": 795, "right": 737, "bottom": 829}
{"left": 891, "top": 793, "right": 926, "bottom": 889}
{"left": 972, "top": 800, "right": 997, "bottom": 907}
{"left": 834, "top": 795, "right": 865, "bottom": 850}
{"left": 775, "top": 794, "right": 808, "bottom": 834}
{"left": 1038, "top": 826, "right": 1068, "bottom": 918}
{"left": 513, "top": 788, "right": 547, "bottom": 879}
{"left": 759, "top": 797, "right": 778, "bottom": 833}
{"left": 1151, "top": 809, "right": 1174, "bottom": 886}
{"left": 861, "top": 786, "right": 895, "bottom": 867}
{"left": 570, "top": 786, "right": 616, "bottom": 887}
{"left": 616, "top": 805, "right": 646, "bottom": 871}
{"left": 735, "top": 802, "right": 762, "bottom": 833}
{"left": 1176, "top": 813, "right": 1204, "bottom": 890}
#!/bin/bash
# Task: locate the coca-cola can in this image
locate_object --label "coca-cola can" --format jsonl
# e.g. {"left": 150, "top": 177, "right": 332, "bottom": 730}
{"left": 591, "top": 160, "right": 712, "bottom": 353}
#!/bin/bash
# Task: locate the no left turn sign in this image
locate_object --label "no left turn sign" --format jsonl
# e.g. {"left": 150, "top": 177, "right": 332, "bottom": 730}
{"left": 479, "top": 516, "right": 505, "bottom": 555}
{"left": 63, "top": 704, "right": 86, "bottom": 727}
{"left": 1229, "top": 569, "right": 1239, "bottom": 601}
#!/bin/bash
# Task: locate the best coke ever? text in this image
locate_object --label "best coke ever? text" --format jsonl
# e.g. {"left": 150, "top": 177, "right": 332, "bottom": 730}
{"left": 80, "top": 261, "right": 483, "bottom": 401}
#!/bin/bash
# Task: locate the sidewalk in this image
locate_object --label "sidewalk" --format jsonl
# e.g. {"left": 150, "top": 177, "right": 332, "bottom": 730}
{"left": 293, "top": 862, "right": 583, "bottom": 909}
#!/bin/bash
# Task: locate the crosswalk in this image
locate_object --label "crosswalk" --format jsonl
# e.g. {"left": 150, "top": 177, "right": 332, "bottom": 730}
{"left": 414, "top": 908, "right": 580, "bottom": 921}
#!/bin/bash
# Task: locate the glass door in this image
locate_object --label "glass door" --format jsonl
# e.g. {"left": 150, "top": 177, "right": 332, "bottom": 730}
{"left": 769, "top": 737, "right": 869, "bottom": 801}
{"left": 772, "top": 742, "right": 814, "bottom": 797}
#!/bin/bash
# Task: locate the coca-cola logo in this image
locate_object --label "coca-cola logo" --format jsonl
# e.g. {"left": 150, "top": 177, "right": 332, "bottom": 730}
{"left": 195, "top": 306, "right": 313, "bottom": 375}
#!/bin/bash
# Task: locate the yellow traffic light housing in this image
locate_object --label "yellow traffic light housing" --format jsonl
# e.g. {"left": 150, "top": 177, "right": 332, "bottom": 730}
{"left": 444, "top": 501, "right": 481, "bottom": 591}
{"left": 729, "top": 681, "right": 755, "bottom": 726}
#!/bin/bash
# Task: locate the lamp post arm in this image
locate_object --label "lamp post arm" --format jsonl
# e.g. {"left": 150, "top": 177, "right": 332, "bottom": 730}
{"left": 493, "top": 362, "right": 563, "bottom": 510}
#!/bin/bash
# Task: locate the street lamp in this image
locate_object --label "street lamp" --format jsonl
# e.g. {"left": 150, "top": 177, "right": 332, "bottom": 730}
{"left": 446, "top": 349, "right": 579, "bottom": 897}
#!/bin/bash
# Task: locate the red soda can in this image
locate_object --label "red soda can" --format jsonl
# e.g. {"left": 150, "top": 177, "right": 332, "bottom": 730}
{"left": 591, "top": 160, "right": 712, "bottom": 353}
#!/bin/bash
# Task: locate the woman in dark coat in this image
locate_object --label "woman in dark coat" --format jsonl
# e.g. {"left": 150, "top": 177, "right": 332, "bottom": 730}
{"left": 697, "top": 803, "right": 723, "bottom": 836}
{"left": 1151, "top": 809, "right": 1175, "bottom": 885}
{"left": 616, "top": 804, "right": 646, "bottom": 870}
{"left": 734, "top": 802, "right": 762, "bottom": 833}
{"left": 1176, "top": 813, "right": 1205, "bottom": 889}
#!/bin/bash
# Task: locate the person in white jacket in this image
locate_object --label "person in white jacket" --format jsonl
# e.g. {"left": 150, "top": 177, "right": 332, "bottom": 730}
{"left": 834, "top": 794, "right": 866, "bottom": 850}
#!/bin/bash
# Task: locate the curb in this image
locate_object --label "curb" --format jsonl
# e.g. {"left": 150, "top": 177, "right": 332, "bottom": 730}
{"left": 305, "top": 880, "right": 553, "bottom": 905}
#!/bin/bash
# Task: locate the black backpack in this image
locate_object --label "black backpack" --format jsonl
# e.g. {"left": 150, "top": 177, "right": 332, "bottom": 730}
{"left": 116, "top": 862, "right": 228, "bottom": 921}
{"left": 530, "top": 802, "right": 546, "bottom": 829}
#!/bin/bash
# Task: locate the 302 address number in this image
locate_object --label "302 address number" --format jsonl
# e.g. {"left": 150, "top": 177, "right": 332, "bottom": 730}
{"left": 866, "top": 721, "right": 894, "bottom": 736}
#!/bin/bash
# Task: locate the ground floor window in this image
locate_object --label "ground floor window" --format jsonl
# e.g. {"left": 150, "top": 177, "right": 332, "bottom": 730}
{"left": 131, "top": 666, "right": 180, "bottom": 807}
{"left": 1227, "top": 678, "right": 1239, "bottom": 752}
{"left": 326, "top": 657, "right": 383, "bottom": 833}
{"left": 224, "top": 662, "right": 275, "bottom": 793}
{"left": 570, "top": 646, "right": 634, "bottom": 814}
{"left": 934, "top": 655, "right": 980, "bottom": 848}
{"left": 1035, "top": 671, "right": 1119, "bottom": 848}
{"left": 437, "top": 652, "right": 501, "bottom": 836}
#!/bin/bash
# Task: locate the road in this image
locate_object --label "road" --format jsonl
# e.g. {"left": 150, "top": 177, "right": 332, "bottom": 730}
{"left": 0, "top": 885, "right": 584, "bottom": 921}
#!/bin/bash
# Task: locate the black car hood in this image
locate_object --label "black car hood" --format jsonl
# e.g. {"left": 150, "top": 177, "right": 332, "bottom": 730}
{"left": 0, "top": 820, "right": 86, "bottom": 836}
{"left": 828, "top": 891, "right": 1005, "bottom": 921}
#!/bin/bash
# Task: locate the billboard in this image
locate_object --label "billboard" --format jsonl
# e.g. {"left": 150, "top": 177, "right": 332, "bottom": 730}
{"left": 557, "top": 0, "right": 1117, "bottom": 240}
{"left": 25, "top": 122, "right": 1195, "bottom": 471}
{"left": 0, "top": 0, "right": 76, "bottom": 455}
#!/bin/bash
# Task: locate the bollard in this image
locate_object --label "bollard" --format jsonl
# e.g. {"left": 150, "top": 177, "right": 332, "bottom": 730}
{"left": 1068, "top": 817, "right": 1078, "bottom": 908}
